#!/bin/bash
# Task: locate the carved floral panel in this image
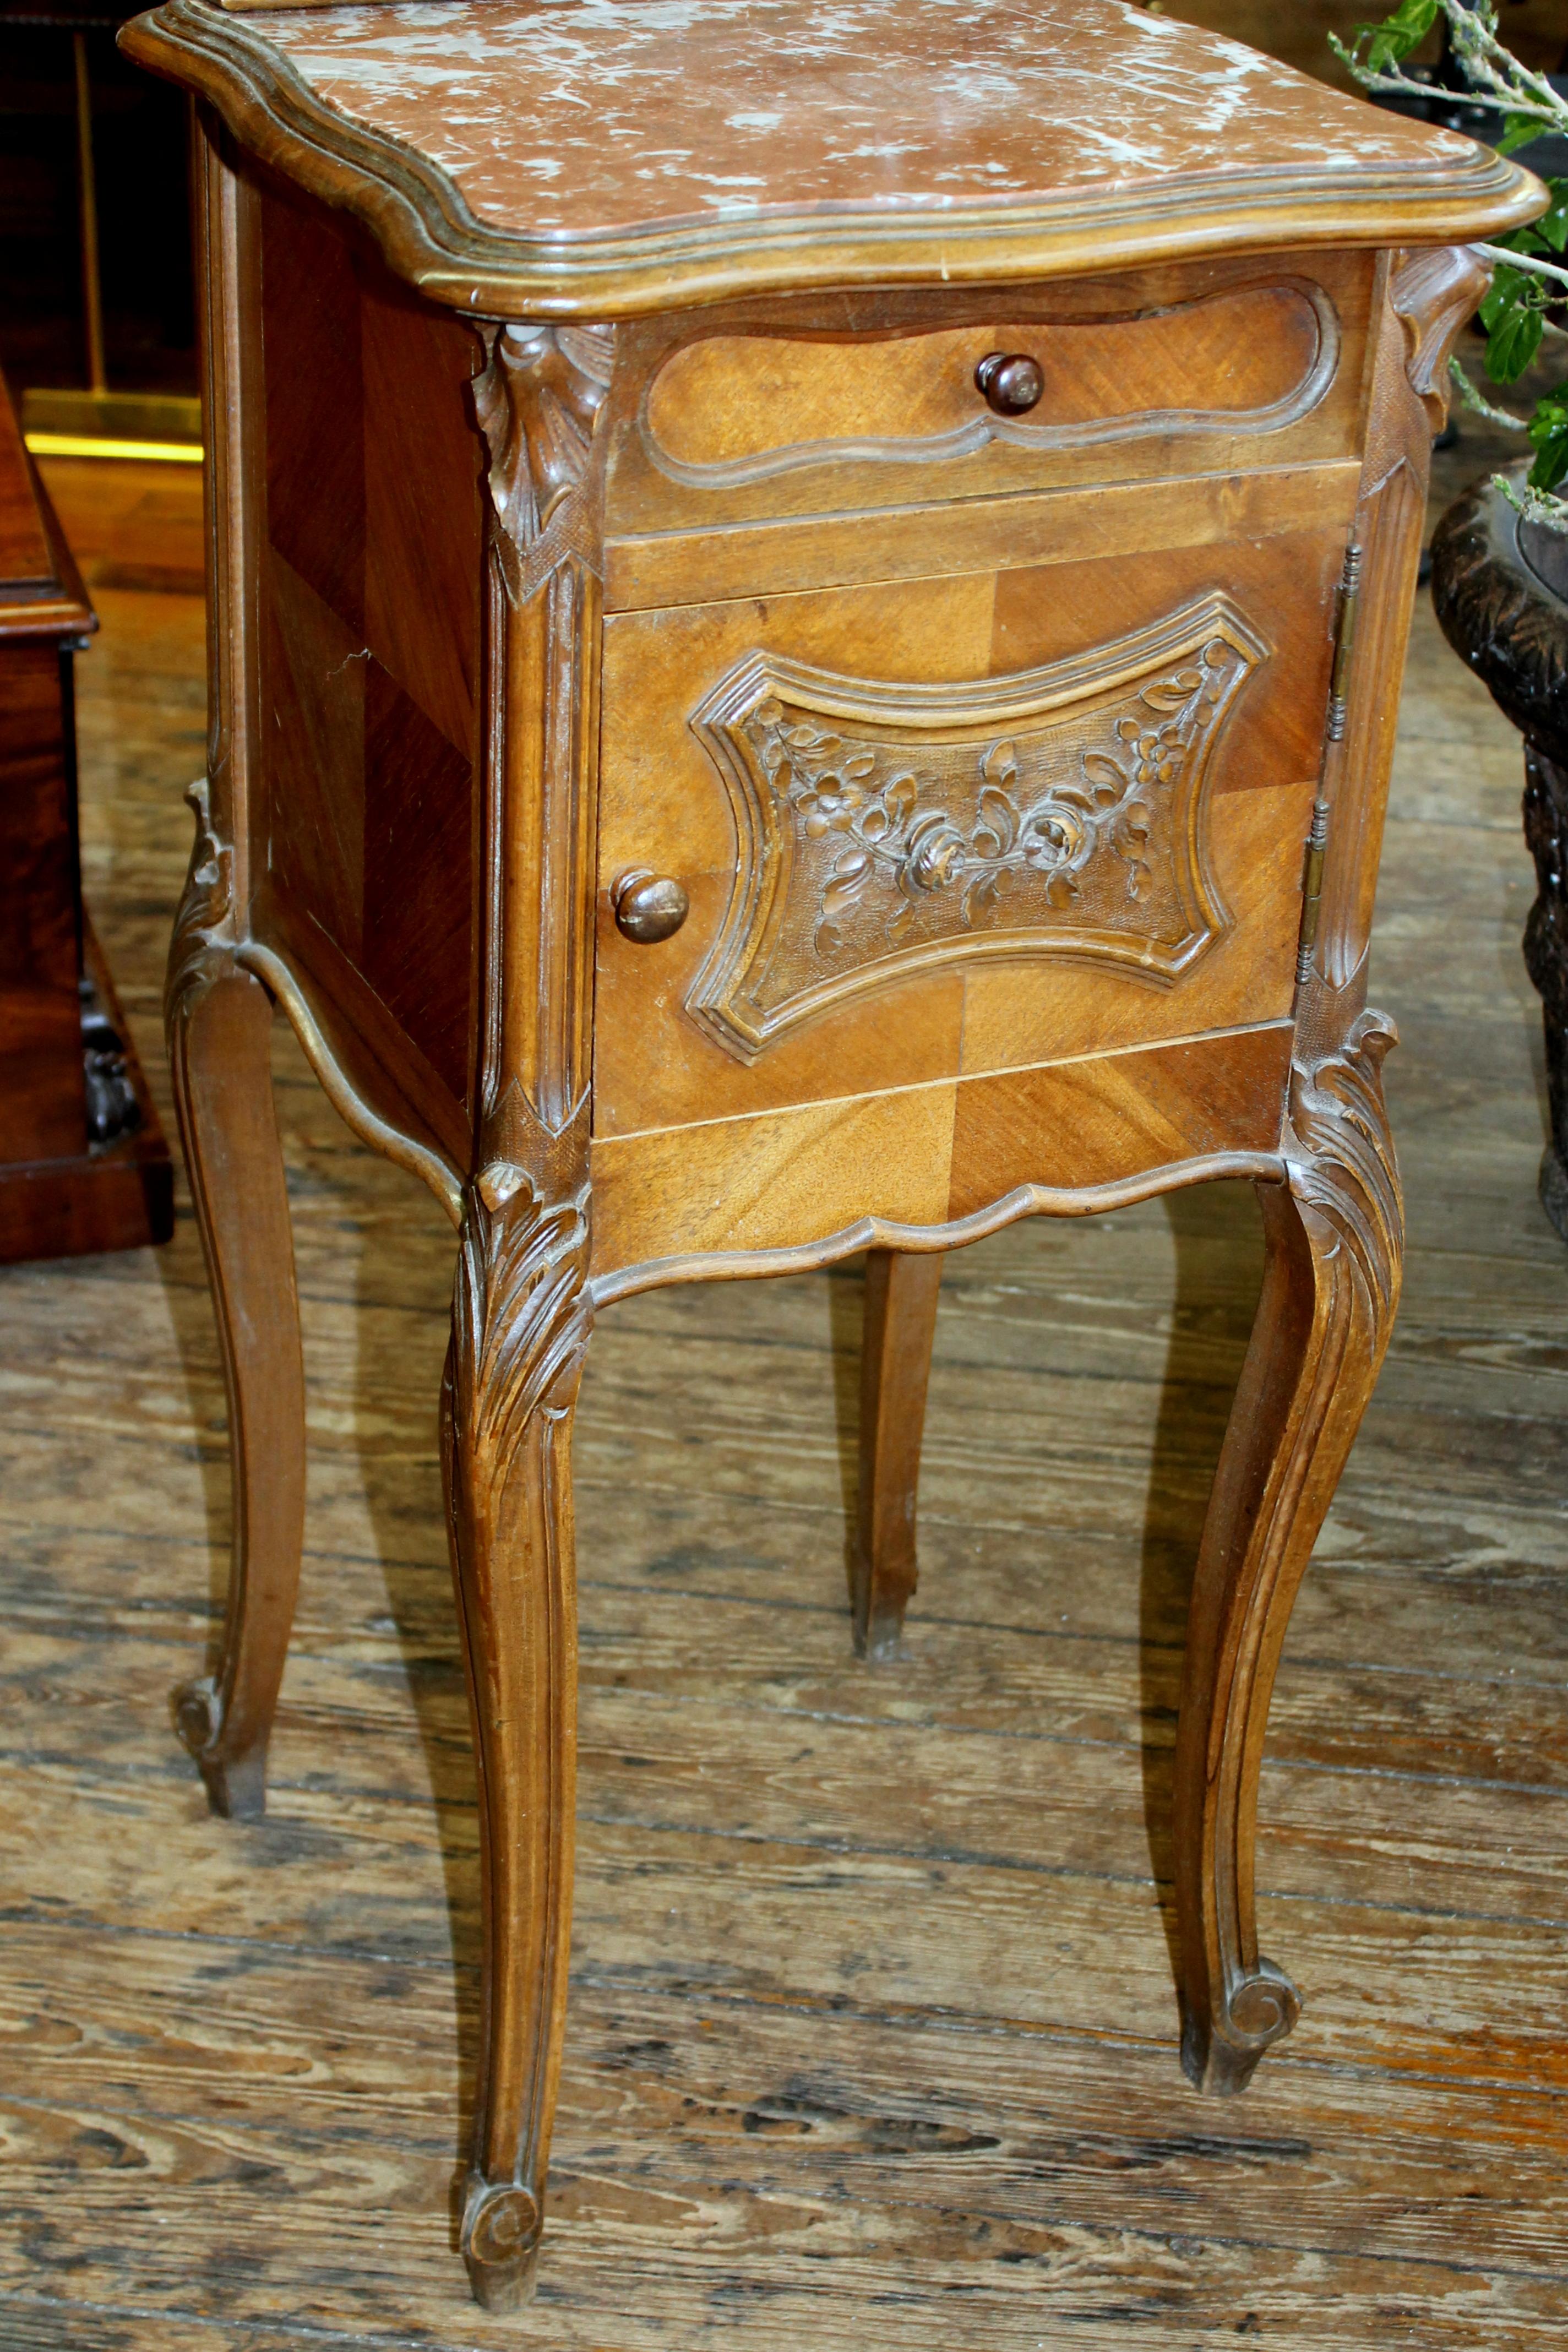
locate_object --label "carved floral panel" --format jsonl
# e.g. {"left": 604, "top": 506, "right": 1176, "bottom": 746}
{"left": 685, "top": 592, "right": 1268, "bottom": 1061}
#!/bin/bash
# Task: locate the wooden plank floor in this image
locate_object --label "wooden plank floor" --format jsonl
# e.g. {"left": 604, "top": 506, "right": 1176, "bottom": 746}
{"left": 4, "top": 438, "right": 1568, "bottom": 2349}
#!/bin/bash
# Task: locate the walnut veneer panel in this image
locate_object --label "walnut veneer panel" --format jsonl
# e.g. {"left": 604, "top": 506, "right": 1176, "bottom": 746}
{"left": 122, "top": 0, "right": 1538, "bottom": 311}
{"left": 594, "top": 518, "right": 1344, "bottom": 1139}
{"left": 603, "top": 453, "right": 1362, "bottom": 613}
{"left": 589, "top": 1022, "right": 1292, "bottom": 1276}
{"left": 249, "top": 181, "right": 483, "bottom": 1124}
{"left": 946, "top": 1020, "right": 1292, "bottom": 1218}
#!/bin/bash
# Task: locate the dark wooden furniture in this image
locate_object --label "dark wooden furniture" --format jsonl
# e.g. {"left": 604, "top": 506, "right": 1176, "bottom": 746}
{"left": 1433, "top": 466, "right": 1568, "bottom": 1239}
{"left": 122, "top": 0, "right": 1539, "bottom": 2310}
{"left": 0, "top": 368, "right": 172, "bottom": 1262}
{"left": 0, "top": 0, "right": 197, "bottom": 427}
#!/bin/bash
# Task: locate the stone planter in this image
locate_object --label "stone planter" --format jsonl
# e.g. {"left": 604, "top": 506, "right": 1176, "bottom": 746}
{"left": 1430, "top": 462, "right": 1568, "bottom": 1239}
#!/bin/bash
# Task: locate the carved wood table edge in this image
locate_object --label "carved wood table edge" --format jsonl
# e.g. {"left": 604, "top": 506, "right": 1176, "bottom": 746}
{"left": 118, "top": 0, "right": 1543, "bottom": 2311}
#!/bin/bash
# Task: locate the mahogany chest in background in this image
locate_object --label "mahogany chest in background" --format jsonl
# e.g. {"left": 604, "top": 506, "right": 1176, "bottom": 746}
{"left": 0, "top": 372, "right": 172, "bottom": 1261}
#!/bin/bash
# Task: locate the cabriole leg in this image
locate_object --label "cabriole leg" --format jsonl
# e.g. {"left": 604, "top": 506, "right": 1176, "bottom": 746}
{"left": 166, "top": 796, "right": 306, "bottom": 1821}
{"left": 445, "top": 1164, "right": 591, "bottom": 2310}
{"left": 851, "top": 1248, "right": 943, "bottom": 1660}
{"left": 1174, "top": 1014, "right": 1402, "bottom": 2094}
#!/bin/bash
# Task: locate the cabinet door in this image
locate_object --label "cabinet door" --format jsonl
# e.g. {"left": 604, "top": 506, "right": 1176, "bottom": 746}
{"left": 594, "top": 499, "right": 1349, "bottom": 1145}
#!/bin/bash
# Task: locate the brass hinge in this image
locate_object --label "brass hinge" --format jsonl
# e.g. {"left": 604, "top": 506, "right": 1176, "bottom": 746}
{"left": 1295, "top": 540, "right": 1362, "bottom": 985}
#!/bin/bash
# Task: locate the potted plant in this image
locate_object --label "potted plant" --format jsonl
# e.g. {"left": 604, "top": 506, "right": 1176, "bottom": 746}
{"left": 1340, "top": 0, "right": 1568, "bottom": 1235}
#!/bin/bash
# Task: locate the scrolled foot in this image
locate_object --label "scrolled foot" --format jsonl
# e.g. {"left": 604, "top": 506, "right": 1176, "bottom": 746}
{"left": 172, "top": 1676, "right": 266, "bottom": 1821}
{"left": 1182, "top": 1959, "right": 1301, "bottom": 2097}
{"left": 461, "top": 2179, "right": 543, "bottom": 2311}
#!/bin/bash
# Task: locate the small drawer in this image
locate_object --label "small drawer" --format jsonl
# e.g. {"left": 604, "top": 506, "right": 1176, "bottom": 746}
{"left": 643, "top": 284, "right": 1333, "bottom": 484}
{"left": 593, "top": 497, "right": 1349, "bottom": 1142}
{"left": 602, "top": 250, "right": 1374, "bottom": 596}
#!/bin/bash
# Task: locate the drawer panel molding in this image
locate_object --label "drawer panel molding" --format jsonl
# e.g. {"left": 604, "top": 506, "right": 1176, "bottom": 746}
{"left": 685, "top": 590, "right": 1268, "bottom": 1061}
{"left": 641, "top": 279, "right": 1339, "bottom": 489}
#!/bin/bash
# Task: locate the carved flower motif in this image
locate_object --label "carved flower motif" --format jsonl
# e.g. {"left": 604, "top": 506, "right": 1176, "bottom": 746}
{"left": 797, "top": 777, "right": 867, "bottom": 837}
{"left": 901, "top": 813, "right": 969, "bottom": 894}
{"left": 1019, "top": 804, "right": 1089, "bottom": 873}
{"left": 744, "top": 638, "right": 1235, "bottom": 951}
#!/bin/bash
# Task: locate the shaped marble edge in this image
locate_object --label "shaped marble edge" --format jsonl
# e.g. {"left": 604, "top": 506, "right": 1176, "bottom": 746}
{"left": 119, "top": 0, "right": 1544, "bottom": 318}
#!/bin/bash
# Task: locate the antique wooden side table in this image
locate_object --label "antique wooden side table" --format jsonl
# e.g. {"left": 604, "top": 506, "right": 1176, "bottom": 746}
{"left": 123, "top": 0, "right": 1539, "bottom": 2309}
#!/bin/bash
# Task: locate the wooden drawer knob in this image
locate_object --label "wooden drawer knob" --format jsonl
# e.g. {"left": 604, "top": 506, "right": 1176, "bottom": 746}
{"left": 613, "top": 869, "right": 690, "bottom": 944}
{"left": 975, "top": 351, "right": 1044, "bottom": 416}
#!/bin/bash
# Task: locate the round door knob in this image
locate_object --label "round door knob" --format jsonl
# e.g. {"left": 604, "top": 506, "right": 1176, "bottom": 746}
{"left": 975, "top": 351, "right": 1044, "bottom": 417}
{"left": 613, "top": 868, "right": 689, "bottom": 944}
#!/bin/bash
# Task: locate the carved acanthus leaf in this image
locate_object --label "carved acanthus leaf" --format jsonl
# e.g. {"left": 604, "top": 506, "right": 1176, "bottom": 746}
{"left": 165, "top": 775, "right": 236, "bottom": 1021}
{"left": 1284, "top": 1009, "right": 1403, "bottom": 1330}
{"left": 1391, "top": 244, "right": 1491, "bottom": 432}
{"left": 451, "top": 1161, "right": 592, "bottom": 1487}
{"left": 472, "top": 323, "right": 615, "bottom": 603}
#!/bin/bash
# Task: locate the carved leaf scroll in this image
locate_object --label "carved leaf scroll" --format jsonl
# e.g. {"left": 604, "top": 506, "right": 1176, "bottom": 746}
{"left": 1390, "top": 244, "right": 1490, "bottom": 433}
{"left": 472, "top": 322, "right": 614, "bottom": 605}
{"left": 165, "top": 775, "right": 236, "bottom": 1022}
{"left": 685, "top": 594, "right": 1267, "bottom": 1061}
{"left": 451, "top": 1159, "right": 592, "bottom": 1496}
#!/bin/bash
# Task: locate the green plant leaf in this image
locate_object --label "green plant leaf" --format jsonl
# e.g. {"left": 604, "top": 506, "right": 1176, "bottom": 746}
{"left": 1534, "top": 178, "right": 1568, "bottom": 252}
{"left": 1357, "top": 0, "right": 1439, "bottom": 71}
{"left": 1495, "top": 111, "right": 1542, "bottom": 154}
{"left": 1480, "top": 262, "right": 1530, "bottom": 328}
{"left": 1487, "top": 304, "right": 1544, "bottom": 382}
{"left": 1529, "top": 433, "right": 1568, "bottom": 494}
{"left": 1527, "top": 391, "right": 1568, "bottom": 437}
{"left": 1527, "top": 392, "right": 1568, "bottom": 491}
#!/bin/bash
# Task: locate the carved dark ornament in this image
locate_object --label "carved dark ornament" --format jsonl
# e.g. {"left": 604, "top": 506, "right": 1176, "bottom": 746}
{"left": 1523, "top": 747, "right": 1568, "bottom": 1236}
{"left": 81, "top": 973, "right": 143, "bottom": 1147}
{"left": 1431, "top": 464, "right": 1568, "bottom": 744}
{"left": 686, "top": 594, "right": 1266, "bottom": 1060}
{"left": 165, "top": 775, "right": 235, "bottom": 1019}
{"left": 1432, "top": 464, "right": 1568, "bottom": 1235}
{"left": 472, "top": 322, "right": 615, "bottom": 603}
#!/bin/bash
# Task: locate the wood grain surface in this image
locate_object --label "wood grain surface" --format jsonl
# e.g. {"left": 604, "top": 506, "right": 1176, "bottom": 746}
{"left": 1, "top": 425, "right": 1566, "bottom": 2337}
